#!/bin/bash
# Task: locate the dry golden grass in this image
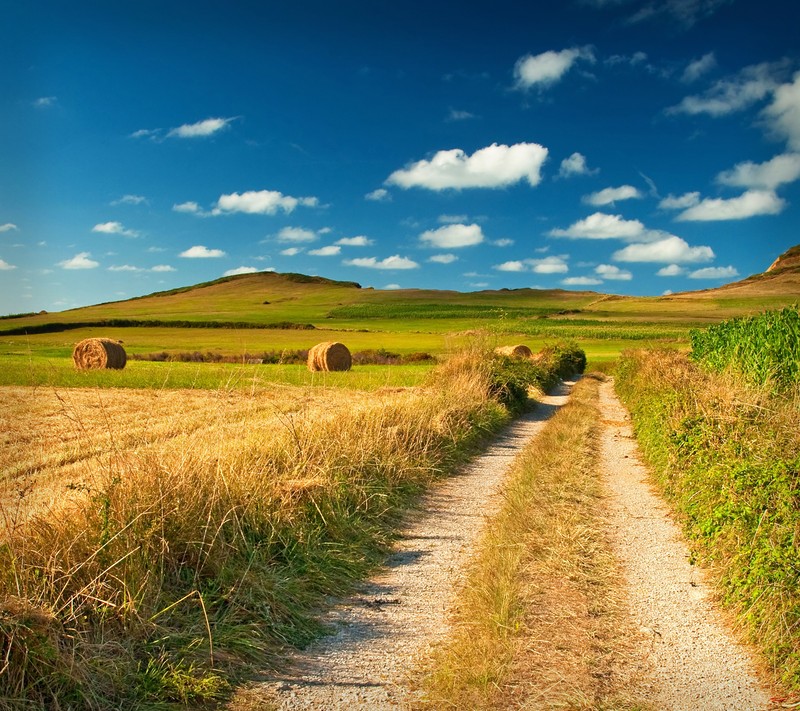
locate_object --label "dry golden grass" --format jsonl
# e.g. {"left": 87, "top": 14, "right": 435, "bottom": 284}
{"left": 0, "top": 345, "right": 583, "bottom": 707}
{"left": 422, "top": 375, "right": 647, "bottom": 710}
{"left": 0, "top": 384, "right": 415, "bottom": 533}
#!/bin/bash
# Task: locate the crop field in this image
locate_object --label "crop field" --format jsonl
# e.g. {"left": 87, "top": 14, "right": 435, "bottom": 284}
{"left": 2, "top": 258, "right": 799, "bottom": 706}
{"left": 0, "top": 340, "right": 587, "bottom": 707}
{"left": 690, "top": 305, "right": 800, "bottom": 391}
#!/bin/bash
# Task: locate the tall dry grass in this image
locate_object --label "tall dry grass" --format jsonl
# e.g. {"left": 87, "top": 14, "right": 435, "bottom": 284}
{"left": 2, "top": 345, "right": 577, "bottom": 708}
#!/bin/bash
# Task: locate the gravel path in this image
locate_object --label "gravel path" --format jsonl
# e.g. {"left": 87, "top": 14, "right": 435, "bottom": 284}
{"left": 235, "top": 378, "right": 774, "bottom": 710}
{"left": 244, "top": 382, "right": 575, "bottom": 710}
{"left": 599, "top": 378, "right": 771, "bottom": 711}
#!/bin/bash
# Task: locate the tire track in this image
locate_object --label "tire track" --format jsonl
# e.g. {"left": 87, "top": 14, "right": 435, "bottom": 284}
{"left": 599, "top": 378, "right": 771, "bottom": 711}
{"left": 240, "top": 382, "right": 575, "bottom": 710}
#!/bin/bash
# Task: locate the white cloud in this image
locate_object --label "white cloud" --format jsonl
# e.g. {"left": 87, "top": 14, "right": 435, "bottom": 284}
{"left": 130, "top": 128, "right": 160, "bottom": 139}
{"left": 429, "top": 254, "right": 458, "bottom": 264}
{"left": 108, "top": 264, "right": 142, "bottom": 272}
{"left": 179, "top": 245, "right": 226, "bottom": 258}
{"left": 530, "top": 256, "right": 569, "bottom": 274}
{"left": 627, "top": 0, "right": 731, "bottom": 27}
{"left": 151, "top": 265, "right": 176, "bottom": 272}
{"left": 717, "top": 153, "right": 800, "bottom": 190}
{"left": 33, "top": 96, "right": 57, "bottom": 108}
{"left": 659, "top": 192, "right": 701, "bottom": 209}
{"left": 308, "top": 245, "right": 341, "bottom": 256}
{"left": 682, "top": 52, "right": 717, "bottom": 83}
{"left": 344, "top": 255, "right": 419, "bottom": 270}
{"left": 562, "top": 276, "right": 602, "bottom": 286}
{"left": 0, "top": 223, "right": 18, "bottom": 233}
{"left": 492, "top": 238, "right": 514, "bottom": 247}
{"left": 281, "top": 247, "right": 302, "bottom": 256}
{"left": 688, "top": 265, "right": 739, "bottom": 279}
{"left": 676, "top": 189, "right": 786, "bottom": 221}
{"left": 558, "top": 152, "right": 596, "bottom": 178}
{"left": 494, "top": 260, "right": 527, "bottom": 272}
{"left": 589, "top": 0, "right": 729, "bottom": 27}
{"left": 668, "top": 61, "right": 786, "bottom": 116}
{"left": 583, "top": 185, "right": 642, "bottom": 206}
{"left": 111, "top": 194, "right": 148, "bottom": 206}
{"left": 548, "top": 212, "right": 645, "bottom": 240}
{"left": 365, "top": 188, "right": 391, "bottom": 202}
{"left": 335, "top": 235, "right": 373, "bottom": 246}
{"left": 59, "top": 252, "right": 99, "bottom": 270}
{"left": 387, "top": 142, "right": 548, "bottom": 190}
{"left": 173, "top": 201, "right": 202, "bottom": 214}
{"left": 224, "top": 266, "right": 259, "bottom": 276}
{"left": 493, "top": 256, "right": 568, "bottom": 274}
{"left": 277, "top": 226, "right": 318, "bottom": 243}
{"left": 419, "top": 223, "right": 484, "bottom": 248}
{"left": 613, "top": 235, "right": 714, "bottom": 263}
{"left": 167, "top": 117, "right": 234, "bottom": 138}
{"left": 438, "top": 214, "right": 469, "bottom": 224}
{"left": 657, "top": 264, "right": 685, "bottom": 276}
{"left": 383, "top": 284, "right": 402, "bottom": 290}
{"left": 0, "top": 259, "right": 16, "bottom": 270}
{"left": 92, "top": 221, "right": 139, "bottom": 237}
{"left": 447, "top": 109, "right": 476, "bottom": 121}
{"left": 513, "top": 47, "right": 595, "bottom": 90}
{"left": 213, "top": 190, "right": 319, "bottom": 216}
{"left": 763, "top": 71, "right": 800, "bottom": 150}
{"left": 595, "top": 264, "right": 632, "bottom": 280}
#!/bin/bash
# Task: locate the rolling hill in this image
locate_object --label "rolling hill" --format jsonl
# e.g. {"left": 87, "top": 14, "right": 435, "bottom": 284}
{"left": 1, "top": 245, "right": 797, "bottom": 361}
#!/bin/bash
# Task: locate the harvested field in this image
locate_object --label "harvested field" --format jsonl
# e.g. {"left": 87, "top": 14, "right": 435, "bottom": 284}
{"left": 0, "top": 384, "right": 415, "bottom": 532}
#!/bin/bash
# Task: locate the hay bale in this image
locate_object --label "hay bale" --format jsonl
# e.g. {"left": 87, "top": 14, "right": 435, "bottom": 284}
{"left": 72, "top": 338, "right": 127, "bottom": 370}
{"left": 494, "top": 344, "right": 533, "bottom": 359}
{"left": 307, "top": 341, "right": 352, "bottom": 372}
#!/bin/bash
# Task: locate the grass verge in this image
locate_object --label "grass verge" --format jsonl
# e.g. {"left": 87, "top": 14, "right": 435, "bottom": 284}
{"left": 615, "top": 349, "right": 800, "bottom": 692}
{"left": 422, "top": 374, "right": 646, "bottom": 710}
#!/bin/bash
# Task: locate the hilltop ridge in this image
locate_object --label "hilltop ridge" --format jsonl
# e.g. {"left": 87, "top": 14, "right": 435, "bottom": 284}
{"left": 766, "top": 244, "right": 800, "bottom": 274}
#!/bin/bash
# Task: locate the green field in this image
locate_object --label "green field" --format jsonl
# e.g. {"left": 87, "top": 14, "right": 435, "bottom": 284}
{"left": 1, "top": 250, "right": 798, "bottom": 387}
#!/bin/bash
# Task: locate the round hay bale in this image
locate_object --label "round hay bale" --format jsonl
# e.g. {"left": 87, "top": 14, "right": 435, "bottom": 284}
{"left": 72, "top": 338, "right": 127, "bottom": 370}
{"left": 307, "top": 341, "right": 352, "bottom": 372}
{"left": 494, "top": 344, "right": 533, "bottom": 359}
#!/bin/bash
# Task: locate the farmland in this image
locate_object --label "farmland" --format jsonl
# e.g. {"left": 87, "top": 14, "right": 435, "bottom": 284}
{"left": 1, "top": 245, "right": 798, "bottom": 385}
{"left": 1, "top": 247, "right": 799, "bottom": 707}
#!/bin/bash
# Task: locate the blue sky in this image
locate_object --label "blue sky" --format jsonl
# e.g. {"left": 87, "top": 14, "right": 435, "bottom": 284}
{"left": 2, "top": 0, "right": 799, "bottom": 314}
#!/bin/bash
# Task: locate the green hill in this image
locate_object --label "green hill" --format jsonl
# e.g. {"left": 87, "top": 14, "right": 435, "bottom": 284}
{"left": 1, "top": 245, "right": 798, "bottom": 364}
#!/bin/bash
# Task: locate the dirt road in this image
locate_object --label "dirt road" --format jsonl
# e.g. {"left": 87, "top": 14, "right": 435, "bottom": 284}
{"left": 236, "top": 378, "right": 771, "bottom": 710}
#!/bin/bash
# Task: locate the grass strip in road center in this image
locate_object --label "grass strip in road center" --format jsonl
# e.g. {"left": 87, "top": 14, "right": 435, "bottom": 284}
{"left": 422, "top": 374, "right": 646, "bottom": 710}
